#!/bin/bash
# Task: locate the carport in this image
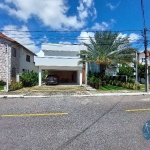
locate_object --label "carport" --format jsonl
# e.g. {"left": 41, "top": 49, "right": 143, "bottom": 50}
{"left": 37, "top": 66, "right": 82, "bottom": 86}
{"left": 47, "top": 70, "right": 77, "bottom": 84}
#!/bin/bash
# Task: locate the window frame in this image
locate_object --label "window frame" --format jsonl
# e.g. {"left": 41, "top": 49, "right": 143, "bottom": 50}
{"left": 26, "top": 55, "right": 30, "bottom": 62}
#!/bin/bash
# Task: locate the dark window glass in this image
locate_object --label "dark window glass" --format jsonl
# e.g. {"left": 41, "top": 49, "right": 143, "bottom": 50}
{"left": 142, "top": 58, "right": 145, "bottom": 62}
{"left": 12, "top": 48, "right": 16, "bottom": 57}
{"left": 11, "top": 67, "right": 16, "bottom": 77}
{"left": 26, "top": 55, "right": 30, "bottom": 62}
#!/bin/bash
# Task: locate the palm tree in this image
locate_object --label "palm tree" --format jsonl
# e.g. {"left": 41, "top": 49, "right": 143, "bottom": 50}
{"left": 78, "top": 31, "right": 136, "bottom": 76}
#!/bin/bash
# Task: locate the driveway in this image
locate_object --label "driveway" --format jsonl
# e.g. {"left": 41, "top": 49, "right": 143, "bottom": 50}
{"left": 0, "top": 85, "right": 90, "bottom": 96}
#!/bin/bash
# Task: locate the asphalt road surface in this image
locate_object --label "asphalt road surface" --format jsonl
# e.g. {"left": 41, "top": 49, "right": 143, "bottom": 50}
{"left": 0, "top": 95, "right": 150, "bottom": 150}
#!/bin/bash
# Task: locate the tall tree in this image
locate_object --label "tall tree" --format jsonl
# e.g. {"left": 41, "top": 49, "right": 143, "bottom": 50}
{"left": 78, "top": 31, "right": 136, "bottom": 76}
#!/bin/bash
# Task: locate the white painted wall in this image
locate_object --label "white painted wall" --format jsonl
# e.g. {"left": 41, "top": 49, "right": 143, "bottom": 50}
{"left": 34, "top": 57, "right": 82, "bottom": 67}
{"left": 138, "top": 52, "right": 150, "bottom": 64}
{"left": 42, "top": 43, "right": 87, "bottom": 51}
{"left": 19, "top": 48, "right": 38, "bottom": 73}
{"left": 105, "top": 67, "right": 119, "bottom": 76}
{"left": 44, "top": 51, "right": 79, "bottom": 57}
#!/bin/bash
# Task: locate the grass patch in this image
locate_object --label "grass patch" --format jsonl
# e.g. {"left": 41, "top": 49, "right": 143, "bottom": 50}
{"left": 99, "top": 84, "right": 127, "bottom": 91}
{"left": 0, "top": 86, "right": 4, "bottom": 91}
{"left": 140, "top": 84, "right": 150, "bottom": 89}
{"left": 140, "top": 84, "right": 145, "bottom": 89}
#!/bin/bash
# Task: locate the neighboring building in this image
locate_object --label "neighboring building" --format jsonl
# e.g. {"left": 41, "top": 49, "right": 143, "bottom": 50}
{"left": 0, "top": 33, "right": 38, "bottom": 83}
{"left": 138, "top": 50, "right": 150, "bottom": 65}
{"left": 138, "top": 50, "right": 150, "bottom": 83}
{"left": 34, "top": 43, "right": 87, "bottom": 86}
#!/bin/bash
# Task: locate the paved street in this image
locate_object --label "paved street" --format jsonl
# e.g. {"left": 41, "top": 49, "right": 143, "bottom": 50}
{"left": 0, "top": 95, "right": 150, "bottom": 150}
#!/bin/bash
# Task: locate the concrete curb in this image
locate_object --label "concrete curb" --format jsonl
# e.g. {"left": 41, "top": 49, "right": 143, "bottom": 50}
{"left": 0, "top": 92, "right": 150, "bottom": 98}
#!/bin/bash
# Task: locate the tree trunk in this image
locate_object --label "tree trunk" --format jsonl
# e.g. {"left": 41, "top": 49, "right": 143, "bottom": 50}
{"left": 100, "top": 64, "right": 106, "bottom": 77}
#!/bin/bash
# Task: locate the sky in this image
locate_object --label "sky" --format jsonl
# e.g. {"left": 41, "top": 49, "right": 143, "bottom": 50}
{"left": 0, "top": 0, "right": 150, "bottom": 56}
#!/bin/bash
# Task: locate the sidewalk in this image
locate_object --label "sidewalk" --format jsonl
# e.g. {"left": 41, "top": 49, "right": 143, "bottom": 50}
{"left": 0, "top": 85, "right": 150, "bottom": 98}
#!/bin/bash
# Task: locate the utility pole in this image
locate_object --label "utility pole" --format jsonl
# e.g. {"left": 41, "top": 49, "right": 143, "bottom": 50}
{"left": 143, "top": 28, "right": 149, "bottom": 92}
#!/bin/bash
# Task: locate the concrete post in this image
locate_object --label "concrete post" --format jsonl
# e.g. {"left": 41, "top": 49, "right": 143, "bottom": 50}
{"left": 85, "top": 62, "right": 88, "bottom": 85}
{"left": 79, "top": 69, "right": 82, "bottom": 86}
{"left": 39, "top": 67, "right": 42, "bottom": 86}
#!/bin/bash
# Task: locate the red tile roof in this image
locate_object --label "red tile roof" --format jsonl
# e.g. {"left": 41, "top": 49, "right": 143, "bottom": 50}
{"left": 0, "top": 32, "right": 36, "bottom": 56}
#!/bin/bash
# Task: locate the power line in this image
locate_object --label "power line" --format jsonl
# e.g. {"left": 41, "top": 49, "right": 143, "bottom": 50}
{"left": 0, "top": 29, "right": 144, "bottom": 33}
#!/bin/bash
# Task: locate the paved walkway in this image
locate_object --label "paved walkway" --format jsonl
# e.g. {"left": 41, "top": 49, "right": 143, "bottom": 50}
{"left": 0, "top": 90, "right": 150, "bottom": 98}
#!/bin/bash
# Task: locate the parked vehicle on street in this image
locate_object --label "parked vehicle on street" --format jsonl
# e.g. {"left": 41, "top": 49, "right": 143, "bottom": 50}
{"left": 45, "top": 75, "right": 59, "bottom": 85}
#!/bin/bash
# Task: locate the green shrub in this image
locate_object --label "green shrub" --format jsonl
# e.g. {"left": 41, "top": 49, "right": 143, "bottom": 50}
{"left": 89, "top": 75, "right": 95, "bottom": 84}
{"left": 127, "top": 78, "right": 135, "bottom": 83}
{"left": 0, "top": 80, "right": 6, "bottom": 86}
{"left": 9, "top": 82, "right": 23, "bottom": 91}
{"left": 136, "top": 84, "right": 141, "bottom": 90}
{"left": 102, "top": 81, "right": 107, "bottom": 86}
{"left": 94, "top": 78, "right": 101, "bottom": 85}
{"left": 20, "top": 71, "right": 38, "bottom": 87}
{"left": 113, "top": 80, "right": 117, "bottom": 86}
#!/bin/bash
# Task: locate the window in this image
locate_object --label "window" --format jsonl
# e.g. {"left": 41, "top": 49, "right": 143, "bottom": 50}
{"left": 12, "top": 48, "right": 16, "bottom": 57}
{"left": 22, "top": 69, "right": 28, "bottom": 73}
{"left": 142, "top": 58, "right": 145, "bottom": 62}
{"left": 26, "top": 55, "right": 30, "bottom": 62}
{"left": 11, "top": 67, "right": 16, "bottom": 77}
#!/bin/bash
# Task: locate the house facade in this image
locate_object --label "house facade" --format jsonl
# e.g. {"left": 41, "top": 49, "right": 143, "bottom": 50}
{"left": 0, "top": 33, "right": 38, "bottom": 83}
{"left": 138, "top": 50, "right": 150, "bottom": 83}
{"left": 34, "top": 44, "right": 88, "bottom": 86}
{"left": 138, "top": 50, "right": 150, "bottom": 65}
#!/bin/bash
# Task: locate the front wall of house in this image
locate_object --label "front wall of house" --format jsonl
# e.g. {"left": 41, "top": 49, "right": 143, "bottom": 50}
{"left": 138, "top": 52, "right": 150, "bottom": 65}
{"left": 0, "top": 37, "right": 38, "bottom": 83}
{"left": 88, "top": 62, "right": 100, "bottom": 73}
{"left": 19, "top": 48, "right": 38, "bottom": 73}
{"left": 0, "top": 38, "right": 12, "bottom": 83}
{"left": 11, "top": 45, "right": 20, "bottom": 82}
{"left": 44, "top": 51, "right": 79, "bottom": 57}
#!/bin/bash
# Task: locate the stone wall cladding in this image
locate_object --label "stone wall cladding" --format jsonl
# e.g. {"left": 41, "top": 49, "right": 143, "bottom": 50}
{"left": 0, "top": 37, "right": 20, "bottom": 83}
{"left": 0, "top": 37, "right": 11, "bottom": 83}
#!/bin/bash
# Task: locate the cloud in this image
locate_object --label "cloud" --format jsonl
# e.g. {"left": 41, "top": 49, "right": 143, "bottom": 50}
{"left": 106, "top": 1, "right": 121, "bottom": 10}
{"left": 77, "top": 31, "right": 94, "bottom": 44}
{"left": 129, "top": 33, "right": 141, "bottom": 43}
{"left": 118, "top": 33, "right": 141, "bottom": 43}
{"left": 36, "top": 50, "right": 44, "bottom": 57}
{"left": 0, "top": 0, "right": 97, "bottom": 30}
{"left": 91, "top": 19, "right": 116, "bottom": 30}
{"left": 2, "top": 25, "right": 39, "bottom": 53}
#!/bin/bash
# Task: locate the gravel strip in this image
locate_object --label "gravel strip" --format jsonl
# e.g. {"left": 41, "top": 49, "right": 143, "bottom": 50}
{"left": 24, "top": 91, "right": 90, "bottom": 96}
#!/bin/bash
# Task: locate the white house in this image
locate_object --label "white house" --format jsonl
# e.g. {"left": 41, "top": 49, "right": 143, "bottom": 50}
{"left": 34, "top": 43, "right": 88, "bottom": 86}
{"left": 138, "top": 50, "right": 150, "bottom": 65}
{"left": 0, "top": 33, "right": 38, "bottom": 83}
{"left": 138, "top": 50, "right": 150, "bottom": 83}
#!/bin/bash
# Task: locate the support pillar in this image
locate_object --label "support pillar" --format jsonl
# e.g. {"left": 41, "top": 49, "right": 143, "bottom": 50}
{"left": 39, "top": 67, "right": 42, "bottom": 86}
{"left": 85, "top": 62, "right": 88, "bottom": 85}
{"left": 79, "top": 70, "right": 82, "bottom": 86}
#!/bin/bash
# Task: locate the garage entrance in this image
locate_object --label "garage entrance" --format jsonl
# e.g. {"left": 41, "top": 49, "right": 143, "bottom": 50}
{"left": 48, "top": 70, "right": 77, "bottom": 84}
